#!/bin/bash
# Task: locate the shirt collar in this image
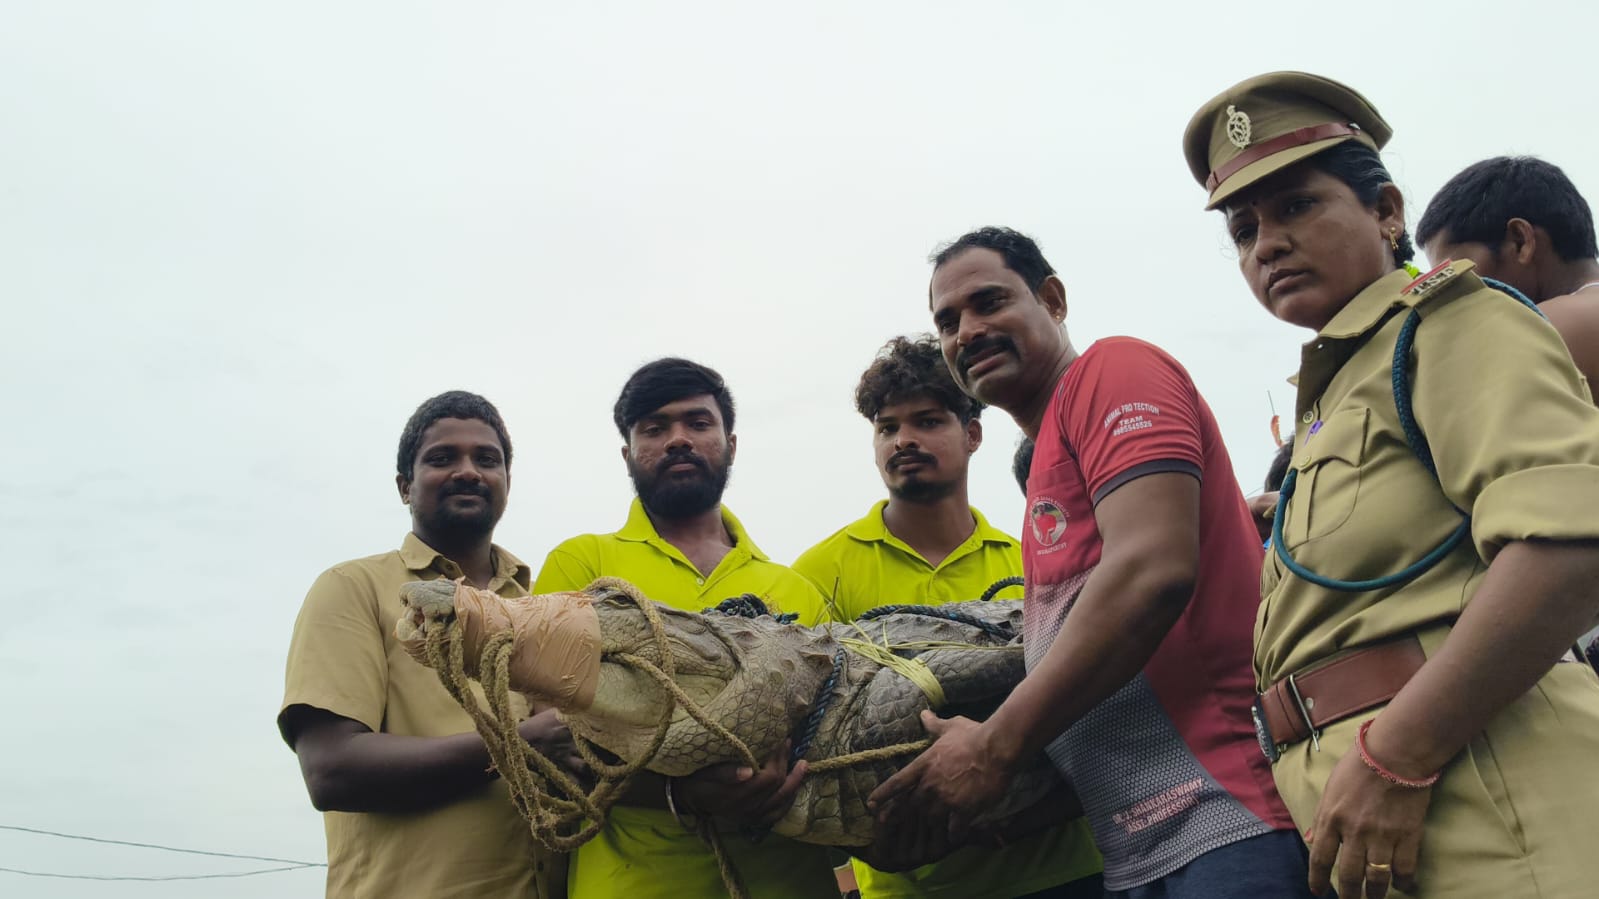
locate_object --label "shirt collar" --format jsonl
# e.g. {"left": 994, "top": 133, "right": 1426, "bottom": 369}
{"left": 844, "top": 500, "right": 1017, "bottom": 553}
{"left": 398, "top": 532, "right": 532, "bottom": 590}
{"left": 1315, "top": 268, "right": 1430, "bottom": 341}
{"left": 615, "top": 497, "right": 768, "bottom": 562}
{"left": 1292, "top": 266, "right": 1469, "bottom": 407}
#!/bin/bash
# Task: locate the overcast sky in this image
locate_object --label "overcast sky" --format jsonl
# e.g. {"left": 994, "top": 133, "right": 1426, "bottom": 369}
{"left": 4, "top": 2, "right": 1596, "bottom": 895}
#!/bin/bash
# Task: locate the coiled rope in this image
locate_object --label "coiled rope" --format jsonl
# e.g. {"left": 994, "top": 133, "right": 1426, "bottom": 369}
{"left": 978, "top": 575, "right": 1025, "bottom": 602}
{"left": 856, "top": 604, "right": 1017, "bottom": 641}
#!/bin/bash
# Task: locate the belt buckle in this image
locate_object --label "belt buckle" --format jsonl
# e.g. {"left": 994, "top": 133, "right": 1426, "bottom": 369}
{"left": 1286, "top": 673, "right": 1321, "bottom": 752}
{"left": 1251, "top": 696, "right": 1280, "bottom": 763}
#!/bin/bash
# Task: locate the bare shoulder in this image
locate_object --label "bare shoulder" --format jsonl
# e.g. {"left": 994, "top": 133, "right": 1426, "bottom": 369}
{"left": 1539, "top": 292, "right": 1599, "bottom": 365}
{"left": 1538, "top": 291, "right": 1599, "bottom": 332}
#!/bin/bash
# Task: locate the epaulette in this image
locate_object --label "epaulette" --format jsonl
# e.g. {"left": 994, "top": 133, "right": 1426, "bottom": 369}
{"left": 1402, "top": 260, "right": 1484, "bottom": 312}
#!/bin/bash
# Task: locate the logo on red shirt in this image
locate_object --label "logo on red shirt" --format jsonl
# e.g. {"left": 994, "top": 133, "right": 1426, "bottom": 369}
{"left": 1030, "top": 498, "right": 1069, "bottom": 547}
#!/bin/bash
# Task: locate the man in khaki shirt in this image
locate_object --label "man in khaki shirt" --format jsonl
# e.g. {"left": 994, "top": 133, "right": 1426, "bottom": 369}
{"left": 279, "top": 391, "right": 574, "bottom": 898}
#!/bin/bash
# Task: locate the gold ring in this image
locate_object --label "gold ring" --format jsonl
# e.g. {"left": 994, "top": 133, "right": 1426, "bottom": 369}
{"left": 1366, "top": 862, "right": 1392, "bottom": 872}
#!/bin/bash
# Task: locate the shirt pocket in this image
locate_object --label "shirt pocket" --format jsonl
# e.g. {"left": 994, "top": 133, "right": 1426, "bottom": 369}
{"left": 1283, "top": 406, "right": 1369, "bottom": 549}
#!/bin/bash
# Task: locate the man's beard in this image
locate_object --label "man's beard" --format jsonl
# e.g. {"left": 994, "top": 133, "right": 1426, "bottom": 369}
{"left": 421, "top": 485, "right": 499, "bottom": 541}
{"left": 888, "top": 475, "right": 958, "bottom": 504}
{"left": 629, "top": 448, "right": 732, "bottom": 519}
{"left": 885, "top": 450, "right": 958, "bottom": 504}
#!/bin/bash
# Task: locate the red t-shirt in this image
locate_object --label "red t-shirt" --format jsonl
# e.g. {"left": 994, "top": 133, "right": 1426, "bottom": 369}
{"left": 1022, "top": 337, "right": 1293, "bottom": 890}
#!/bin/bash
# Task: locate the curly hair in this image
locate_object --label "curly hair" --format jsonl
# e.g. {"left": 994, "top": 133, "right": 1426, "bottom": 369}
{"left": 396, "top": 391, "right": 512, "bottom": 479}
{"left": 855, "top": 335, "right": 983, "bottom": 423}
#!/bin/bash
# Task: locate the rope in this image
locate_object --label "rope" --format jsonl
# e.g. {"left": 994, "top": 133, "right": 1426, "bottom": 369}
{"left": 1273, "top": 276, "right": 1544, "bottom": 592}
{"left": 978, "top": 575, "right": 1024, "bottom": 602}
{"left": 420, "top": 579, "right": 954, "bottom": 898}
{"left": 702, "top": 824, "right": 749, "bottom": 898}
{"left": 839, "top": 639, "right": 946, "bottom": 709}
{"left": 790, "top": 647, "right": 846, "bottom": 766}
{"left": 856, "top": 604, "right": 1016, "bottom": 640}
{"left": 703, "top": 593, "right": 799, "bottom": 624}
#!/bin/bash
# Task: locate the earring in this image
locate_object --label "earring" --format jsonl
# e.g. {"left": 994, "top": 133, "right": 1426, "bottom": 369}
{"left": 1388, "top": 227, "right": 1400, "bottom": 251}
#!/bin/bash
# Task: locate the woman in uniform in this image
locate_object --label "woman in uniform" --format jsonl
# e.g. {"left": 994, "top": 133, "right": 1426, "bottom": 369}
{"left": 1182, "top": 72, "right": 1599, "bottom": 899}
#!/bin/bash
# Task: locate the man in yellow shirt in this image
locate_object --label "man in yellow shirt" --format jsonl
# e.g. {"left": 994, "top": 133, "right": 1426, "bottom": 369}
{"left": 279, "top": 391, "right": 575, "bottom": 898}
{"left": 534, "top": 357, "right": 838, "bottom": 898}
{"left": 792, "top": 336, "right": 1103, "bottom": 898}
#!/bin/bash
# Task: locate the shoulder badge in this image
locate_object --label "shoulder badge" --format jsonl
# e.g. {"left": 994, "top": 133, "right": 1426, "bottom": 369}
{"left": 1403, "top": 261, "right": 1459, "bottom": 299}
{"left": 1225, "top": 105, "right": 1252, "bottom": 149}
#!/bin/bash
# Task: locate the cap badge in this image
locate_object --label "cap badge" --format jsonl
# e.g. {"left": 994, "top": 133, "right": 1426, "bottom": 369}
{"left": 1225, "top": 105, "right": 1252, "bottom": 149}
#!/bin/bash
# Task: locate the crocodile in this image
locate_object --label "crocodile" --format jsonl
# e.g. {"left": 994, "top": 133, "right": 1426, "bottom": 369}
{"left": 395, "top": 576, "right": 1060, "bottom": 847}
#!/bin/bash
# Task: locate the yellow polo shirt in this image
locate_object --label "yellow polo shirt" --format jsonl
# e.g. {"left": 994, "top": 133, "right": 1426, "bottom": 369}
{"left": 533, "top": 499, "right": 836, "bottom": 899}
{"left": 791, "top": 501, "right": 1103, "bottom": 899}
{"left": 280, "top": 533, "right": 559, "bottom": 899}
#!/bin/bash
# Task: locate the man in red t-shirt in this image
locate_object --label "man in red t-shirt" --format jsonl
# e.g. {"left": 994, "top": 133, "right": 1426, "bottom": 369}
{"left": 871, "top": 228, "right": 1310, "bottom": 898}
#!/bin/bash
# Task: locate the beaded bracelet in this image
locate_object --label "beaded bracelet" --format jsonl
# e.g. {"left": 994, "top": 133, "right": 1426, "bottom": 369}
{"left": 1356, "top": 720, "right": 1441, "bottom": 789}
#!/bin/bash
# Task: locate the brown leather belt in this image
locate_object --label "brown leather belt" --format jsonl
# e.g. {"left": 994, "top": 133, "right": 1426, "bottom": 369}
{"left": 1252, "top": 638, "right": 1426, "bottom": 762}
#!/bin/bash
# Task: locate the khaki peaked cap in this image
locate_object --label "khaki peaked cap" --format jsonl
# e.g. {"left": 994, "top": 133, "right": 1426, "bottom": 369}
{"left": 1184, "top": 71, "right": 1393, "bottom": 208}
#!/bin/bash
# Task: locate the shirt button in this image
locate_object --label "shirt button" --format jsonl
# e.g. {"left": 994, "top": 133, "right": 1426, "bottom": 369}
{"left": 696, "top": 578, "right": 704, "bottom": 586}
{"left": 1302, "top": 412, "right": 1315, "bottom": 424}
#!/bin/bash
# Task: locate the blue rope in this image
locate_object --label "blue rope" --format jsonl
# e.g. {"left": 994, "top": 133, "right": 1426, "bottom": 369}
{"left": 790, "top": 647, "right": 846, "bottom": 766}
{"left": 856, "top": 604, "right": 1015, "bottom": 640}
{"left": 1273, "top": 276, "right": 1541, "bottom": 592}
{"left": 703, "top": 593, "right": 798, "bottom": 624}
{"left": 1272, "top": 469, "right": 1473, "bottom": 591}
{"left": 1481, "top": 276, "right": 1538, "bottom": 310}
{"left": 978, "top": 575, "right": 1024, "bottom": 602}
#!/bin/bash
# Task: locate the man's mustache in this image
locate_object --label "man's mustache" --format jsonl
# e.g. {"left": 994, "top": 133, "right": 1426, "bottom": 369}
{"left": 956, "top": 335, "right": 1017, "bottom": 375}
{"left": 443, "top": 483, "right": 491, "bottom": 498}
{"left": 889, "top": 451, "right": 935, "bottom": 470}
{"left": 657, "top": 452, "right": 710, "bottom": 476}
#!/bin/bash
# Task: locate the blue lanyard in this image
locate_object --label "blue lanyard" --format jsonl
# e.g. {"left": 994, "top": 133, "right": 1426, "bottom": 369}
{"left": 1272, "top": 277, "right": 1538, "bottom": 592}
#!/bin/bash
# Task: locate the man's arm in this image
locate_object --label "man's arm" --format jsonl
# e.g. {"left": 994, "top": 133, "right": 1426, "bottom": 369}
{"left": 1305, "top": 538, "right": 1599, "bottom": 897}
{"left": 280, "top": 566, "right": 582, "bottom": 814}
{"left": 870, "top": 471, "right": 1200, "bottom": 836}
{"left": 985, "top": 471, "right": 1199, "bottom": 764}
{"left": 284, "top": 705, "right": 581, "bottom": 813}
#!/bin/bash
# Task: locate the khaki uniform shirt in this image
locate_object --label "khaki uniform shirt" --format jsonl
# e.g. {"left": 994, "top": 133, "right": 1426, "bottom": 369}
{"left": 1258, "top": 263, "right": 1599, "bottom": 687}
{"left": 280, "top": 534, "right": 558, "bottom": 899}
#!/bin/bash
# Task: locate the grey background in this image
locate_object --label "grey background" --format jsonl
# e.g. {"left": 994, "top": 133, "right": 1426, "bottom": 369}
{"left": 3, "top": 1, "right": 1592, "bottom": 894}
